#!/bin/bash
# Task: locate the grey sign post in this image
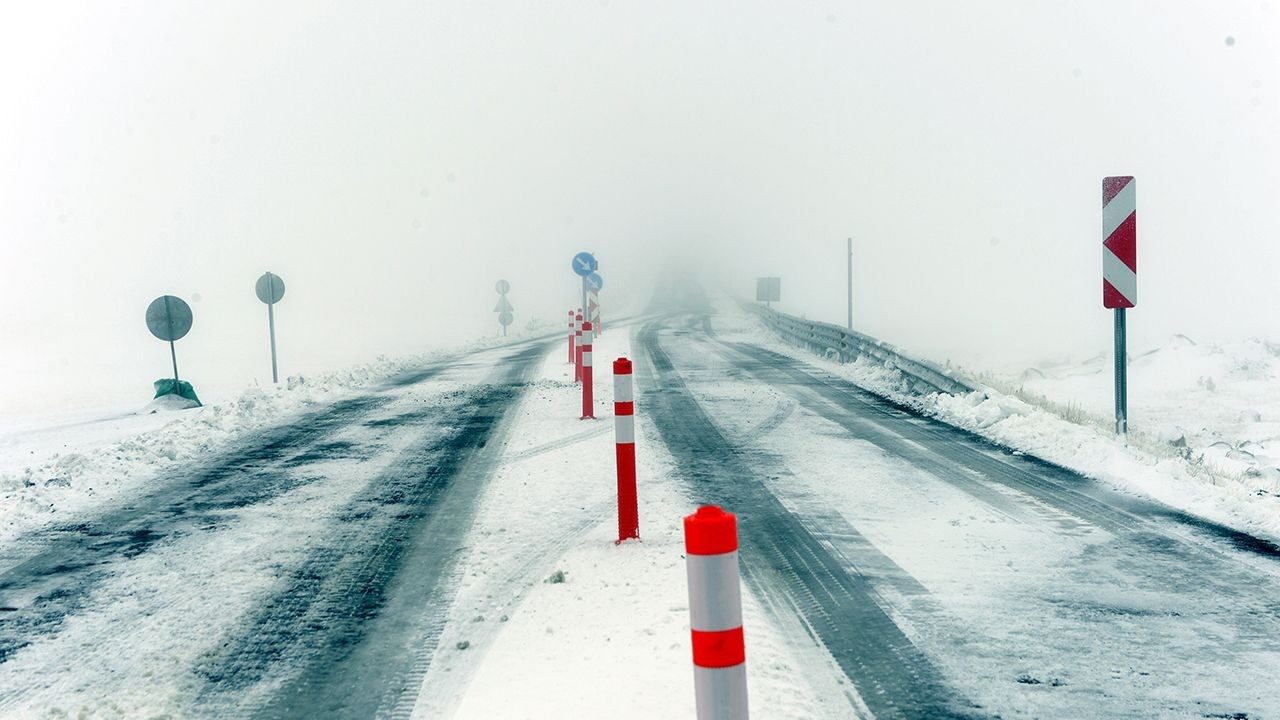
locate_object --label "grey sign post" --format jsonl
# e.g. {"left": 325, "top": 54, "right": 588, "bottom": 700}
{"left": 846, "top": 238, "right": 853, "bottom": 330}
{"left": 494, "top": 280, "right": 513, "bottom": 337}
{"left": 756, "top": 277, "right": 781, "bottom": 307}
{"left": 571, "top": 252, "right": 598, "bottom": 326}
{"left": 255, "top": 272, "right": 286, "bottom": 383}
{"left": 145, "top": 295, "right": 194, "bottom": 385}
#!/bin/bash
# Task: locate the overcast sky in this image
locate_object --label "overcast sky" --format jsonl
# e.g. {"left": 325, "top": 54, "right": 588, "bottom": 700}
{"left": 2, "top": 1, "right": 1277, "bottom": 417}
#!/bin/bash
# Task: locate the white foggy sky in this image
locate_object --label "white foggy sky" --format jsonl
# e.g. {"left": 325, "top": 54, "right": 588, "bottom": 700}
{"left": 1, "top": 1, "right": 1277, "bottom": 416}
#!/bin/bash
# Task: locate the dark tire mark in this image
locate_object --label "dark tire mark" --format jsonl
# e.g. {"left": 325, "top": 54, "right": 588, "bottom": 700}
{"left": 711, "top": 329, "right": 1280, "bottom": 565}
{"left": 634, "top": 318, "right": 980, "bottom": 720}
{"left": 197, "top": 340, "right": 553, "bottom": 718}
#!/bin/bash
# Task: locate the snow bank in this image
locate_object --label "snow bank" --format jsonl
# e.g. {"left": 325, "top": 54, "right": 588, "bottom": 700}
{"left": 0, "top": 330, "right": 539, "bottom": 545}
{"left": 727, "top": 303, "right": 1280, "bottom": 545}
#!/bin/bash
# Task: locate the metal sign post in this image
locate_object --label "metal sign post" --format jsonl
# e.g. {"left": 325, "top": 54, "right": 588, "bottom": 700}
{"left": 571, "top": 251, "right": 598, "bottom": 332}
{"left": 847, "top": 238, "right": 853, "bottom": 330}
{"left": 1103, "top": 176, "right": 1137, "bottom": 436}
{"left": 255, "top": 272, "right": 286, "bottom": 383}
{"left": 586, "top": 272, "right": 603, "bottom": 334}
{"left": 145, "top": 295, "right": 194, "bottom": 385}
{"left": 494, "top": 280, "right": 514, "bottom": 336}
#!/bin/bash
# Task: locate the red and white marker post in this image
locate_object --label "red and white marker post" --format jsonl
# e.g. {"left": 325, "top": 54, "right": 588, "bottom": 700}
{"left": 568, "top": 309, "right": 576, "bottom": 364}
{"left": 580, "top": 321, "right": 595, "bottom": 419}
{"left": 1103, "top": 175, "right": 1137, "bottom": 435}
{"left": 684, "top": 505, "right": 748, "bottom": 720}
{"left": 613, "top": 357, "right": 639, "bottom": 542}
{"left": 574, "top": 312, "right": 584, "bottom": 383}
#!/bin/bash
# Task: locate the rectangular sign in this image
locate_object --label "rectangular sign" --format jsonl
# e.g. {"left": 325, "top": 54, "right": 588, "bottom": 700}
{"left": 756, "top": 277, "right": 781, "bottom": 303}
{"left": 1103, "top": 176, "right": 1137, "bottom": 309}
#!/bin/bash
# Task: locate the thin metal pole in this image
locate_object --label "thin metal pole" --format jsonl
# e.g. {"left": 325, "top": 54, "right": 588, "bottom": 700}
{"left": 846, "top": 237, "right": 853, "bottom": 330}
{"left": 1114, "top": 308, "right": 1127, "bottom": 435}
{"left": 268, "top": 299, "right": 279, "bottom": 384}
{"left": 170, "top": 339, "right": 180, "bottom": 385}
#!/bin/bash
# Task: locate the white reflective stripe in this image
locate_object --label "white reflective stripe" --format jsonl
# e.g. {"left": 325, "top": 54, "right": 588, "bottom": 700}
{"left": 582, "top": 350, "right": 592, "bottom": 367}
{"left": 686, "top": 551, "right": 743, "bottom": 632}
{"left": 582, "top": 329, "right": 593, "bottom": 344}
{"left": 613, "top": 375, "right": 633, "bottom": 402}
{"left": 693, "top": 664, "right": 749, "bottom": 719}
{"left": 1103, "top": 247, "right": 1137, "bottom": 303}
{"left": 1103, "top": 178, "right": 1136, "bottom": 240}
{"left": 614, "top": 414, "right": 635, "bottom": 443}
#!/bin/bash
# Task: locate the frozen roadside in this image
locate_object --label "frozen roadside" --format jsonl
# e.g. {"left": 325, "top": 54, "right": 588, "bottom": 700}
{"left": 0, "top": 330, "right": 546, "bottom": 546}
{"left": 720, "top": 301, "right": 1280, "bottom": 546}
{"left": 411, "top": 323, "right": 837, "bottom": 720}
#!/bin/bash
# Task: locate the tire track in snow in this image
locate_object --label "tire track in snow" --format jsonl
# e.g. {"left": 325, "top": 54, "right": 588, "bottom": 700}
{"left": 634, "top": 317, "right": 980, "bottom": 720}
{"left": 0, "top": 391, "right": 405, "bottom": 666}
{"left": 195, "top": 340, "right": 555, "bottom": 718}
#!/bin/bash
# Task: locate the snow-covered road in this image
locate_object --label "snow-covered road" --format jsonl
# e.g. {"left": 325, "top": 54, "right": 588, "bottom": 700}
{"left": 0, "top": 309, "right": 1277, "bottom": 718}
{"left": 641, "top": 312, "right": 1280, "bottom": 718}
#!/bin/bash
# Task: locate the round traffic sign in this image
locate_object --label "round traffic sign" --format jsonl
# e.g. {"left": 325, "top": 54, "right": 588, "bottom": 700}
{"left": 256, "top": 272, "right": 286, "bottom": 304}
{"left": 571, "top": 252, "right": 598, "bottom": 277}
{"left": 498, "top": 311, "right": 514, "bottom": 326}
{"left": 586, "top": 272, "right": 603, "bottom": 292}
{"left": 146, "top": 295, "right": 193, "bottom": 342}
{"left": 495, "top": 279, "right": 511, "bottom": 295}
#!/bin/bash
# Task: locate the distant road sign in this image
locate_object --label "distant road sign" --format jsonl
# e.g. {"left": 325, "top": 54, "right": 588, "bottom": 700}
{"left": 256, "top": 272, "right": 286, "bottom": 304}
{"left": 494, "top": 295, "right": 514, "bottom": 313}
{"left": 146, "top": 295, "right": 193, "bottom": 341}
{"left": 756, "top": 277, "right": 781, "bottom": 303}
{"left": 498, "top": 311, "right": 514, "bottom": 327}
{"left": 586, "top": 273, "right": 603, "bottom": 292}
{"left": 495, "top": 279, "right": 510, "bottom": 295}
{"left": 1103, "top": 176, "right": 1136, "bottom": 308}
{"left": 572, "top": 252, "right": 598, "bottom": 277}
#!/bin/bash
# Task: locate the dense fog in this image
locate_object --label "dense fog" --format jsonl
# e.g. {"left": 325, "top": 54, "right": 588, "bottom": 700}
{"left": 2, "top": 1, "right": 1276, "bottom": 417}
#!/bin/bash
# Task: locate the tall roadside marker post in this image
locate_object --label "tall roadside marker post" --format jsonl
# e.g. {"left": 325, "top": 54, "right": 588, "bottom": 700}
{"left": 846, "top": 238, "right": 853, "bottom": 330}
{"left": 1103, "top": 176, "right": 1137, "bottom": 436}
{"left": 145, "top": 295, "right": 194, "bottom": 386}
{"left": 580, "top": 321, "right": 595, "bottom": 419}
{"left": 684, "top": 505, "right": 748, "bottom": 719}
{"left": 567, "top": 309, "right": 576, "bottom": 363}
{"left": 255, "top": 272, "right": 286, "bottom": 383}
{"left": 494, "top": 279, "right": 514, "bottom": 337}
{"left": 613, "top": 357, "right": 639, "bottom": 542}
{"left": 574, "top": 312, "right": 584, "bottom": 383}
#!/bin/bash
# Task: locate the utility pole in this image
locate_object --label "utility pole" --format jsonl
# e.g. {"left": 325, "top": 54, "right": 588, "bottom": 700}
{"left": 846, "top": 237, "right": 853, "bottom": 330}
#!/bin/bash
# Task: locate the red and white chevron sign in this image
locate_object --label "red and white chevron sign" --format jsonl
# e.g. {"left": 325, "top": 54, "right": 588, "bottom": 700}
{"left": 1102, "top": 176, "right": 1137, "bottom": 309}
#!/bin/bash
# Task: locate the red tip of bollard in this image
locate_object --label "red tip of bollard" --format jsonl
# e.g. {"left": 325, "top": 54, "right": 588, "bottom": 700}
{"left": 613, "top": 357, "right": 632, "bottom": 374}
{"left": 684, "top": 505, "right": 738, "bottom": 555}
{"left": 576, "top": 313, "right": 583, "bottom": 321}
{"left": 582, "top": 321, "right": 593, "bottom": 332}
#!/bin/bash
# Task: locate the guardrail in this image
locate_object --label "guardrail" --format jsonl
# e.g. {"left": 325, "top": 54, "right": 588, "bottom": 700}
{"left": 745, "top": 304, "right": 981, "bottom": 397}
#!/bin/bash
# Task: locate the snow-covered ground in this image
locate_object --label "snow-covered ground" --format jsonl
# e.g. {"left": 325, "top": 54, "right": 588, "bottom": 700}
{"left": 734, "top": 303, "right": 1280, "bottom": 545}
{"left": 0, "top": 320, "right": 585, "bottom": 548}
{"left": 413, "top": 323, "right": 835, "bottom": 719}
{"left": 974, "top": 335, "right": 1280, "bottom": 484}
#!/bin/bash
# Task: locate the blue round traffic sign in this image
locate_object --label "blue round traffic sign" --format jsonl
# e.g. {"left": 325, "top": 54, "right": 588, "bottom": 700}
{"left": 586, "top": 273, "right": 603, "bottom": 292}
{"left": 571, "top": 252, "right": 598, "bottom": 277}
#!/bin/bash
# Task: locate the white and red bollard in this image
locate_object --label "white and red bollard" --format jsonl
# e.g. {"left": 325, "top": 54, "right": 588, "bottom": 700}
{"left": 613, "top": 357, "right": 639, "bottom": 542}
{"left": 574, "top": 312, "right": 584, "bottom": 383}
{"left": 568, "top": 309, "right": 576, "bottom": 364}
{"left": 684, "top": 505, "right": 748, "bottom": 720}
{"left": 580, "top": 321, "right": 595, "bottom": 419}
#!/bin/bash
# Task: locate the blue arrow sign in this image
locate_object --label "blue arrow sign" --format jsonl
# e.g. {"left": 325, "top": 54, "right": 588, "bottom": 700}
{"left": 586, "top": 272, "right": 603, "bottom": 292}
{"left": 571, "top": 252, "right": 598, "bottom": 277}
